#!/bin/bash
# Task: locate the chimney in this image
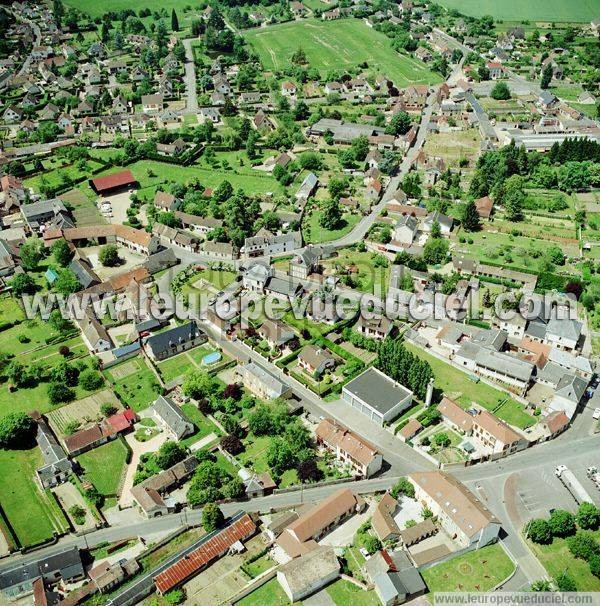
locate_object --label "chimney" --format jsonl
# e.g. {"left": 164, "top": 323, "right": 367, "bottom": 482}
{"left": 425, "top": 377, "right": 435, "bottom": 407}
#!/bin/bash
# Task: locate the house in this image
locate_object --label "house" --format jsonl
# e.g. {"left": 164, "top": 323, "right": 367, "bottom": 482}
{"left": 290, "top": 246, "right": 322, "bottom": 280}
{"left": 154, "top": 191, "right": 181, "bottom": 212}
{"left": 258, "top": 319, "right": 296, "bottom": 349}
{"left": 372, "top": 493, "right": 401, "bottom": 542}
{"left": 3, "top": 106, "right": 24, "bottom": 123}
{"left": 0, "top": 548, "right": 84, "bottom": 600}
{"left": 486, "top": 61, "right": 504, "bottom": 79}
{"left": 316, "top": 418, "right": 382, "bottom": 478}
{"left": 90, "top": 170, "right": 137, "bottom": 195}
{"left": 277, "top": 488, "right": 366, "bottom": 557}
{"left": 306, "top": 298, "right": 341, "bottom": 325}
{"left": 538, "top": 90, "right": 558, "bottom": 110}
{"left": 540, "top": 410, "right": 570, "bottom": 440}
{"left": 156, "top": 138, "right": 187, "bottom": 157}
{"left": 436, "top": 397, "right": 473, "bottom": 434}
{"left": 342, "top": 367, "right": 413, "bottom": 426}
{"left": 77, "top": 310, "right": 112, "bottom": 352}
{"left": 241, "top": 231, "right": 302, "bottom": 258}
{"left": 69, "top": 256, "right": 101, "bottom": 289}
{"left": 355, "top": 315, "right": 393, "bottom": 340}
{"left": 409, "top": 471, "right": 501, "bottom": 548}
{"left": 281, "top": 81, "right": 297, "bottom": 97}
{"left": 415, "top": 47, "right": 431, "bottom": 62}
{"left": 277, "top": 547, "right": 340, "bottom": 602}
{"left": 471, "top": 409, "right": 528, "bottom": 456}
{"left": 393, "top": 215, "right": 418, "bottom": 245}
{"left": 298, "top": 345, "right": 336, "bottom": 377}
{"left": 290, "top": 1, "right": 307, "bottom": 16}
{"left": 398, "top": 417, "right": 423, "bottom": 442}
{"left": 152, "top": 223, "right": 199, "bottom": 252}
{"left": 475, "top": 196, "right": 493, "bottom": 219}
{"left": 238, "top": 468, "right": 277, "bottom": 498}
{"left": 242, "top": 262, "right": 272, "bottom": 292}
{"left": 131, "top": 456, "right": 199, "bottom": 517}
{"left": 144, "top": 321, "right": 207, "bottom": 361}
{"left": 424, "top": 211, "right": 453, "bottom": 235}
{"left": 253, "top": 109, "right": 275, "bottom": 131}
{"left": 544, "top": 318, "right": 582, "bottom": 351}
{"left": 238, "top": 362, "right": 291, "bottom": 400}
{"left": 141, "top": 93, "right": 163, "bottom": 113}
{"left": 365, "top": 550, "right": 426, "bottom": 606}
{"left": 295, "top": 172, "right": 318, "bottom": 204}
{"left": 175, "top": 212, "right": 223, "bottom": 236}
{"left": 548, "top": 373, "right": 588, "bottom": 419}
{"left": 35, "top": 417, "right": 73, "bottom": 489}
{"left": 366, "top": 180, "right": 383, "bottom": 201}
{"left": 150, "top": 396, "right": 194, "bottom": 440}
{"left": 199, "top": 107, "right": 220, "bottom": 124}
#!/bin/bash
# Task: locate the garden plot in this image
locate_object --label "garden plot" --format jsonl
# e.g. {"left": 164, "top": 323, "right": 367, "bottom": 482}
{"left": 47, "top": 389, "right": 122, "bottom": 437}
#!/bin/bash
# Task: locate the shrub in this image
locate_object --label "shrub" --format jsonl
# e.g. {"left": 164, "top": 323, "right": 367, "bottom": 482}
{"left": 527, "top": 519, "right": 553, "bottom": 544}
{"left": 567, "top": 531, "right": 600, "bottom": 561}
{"left": 548, "top": 509, "right": 576, "bottom": 538}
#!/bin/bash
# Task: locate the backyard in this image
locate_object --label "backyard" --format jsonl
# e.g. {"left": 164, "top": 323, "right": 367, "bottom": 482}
{"left": 105, "top": 357, "right": 162, "bottom": 412}
{"left": 0, "top": 447, "right": 69, "bottom": 547}
{"left": 76, "top": 437, "right": 130, "bottom": 496}
{"left": 245, "top": 19, "right": 442, "bottom": 88}
{"left": 302, "top": 209, "right": 361, "bottom": 244}
{"left": 422, "top": 543, "right": 515, "bottom": 593}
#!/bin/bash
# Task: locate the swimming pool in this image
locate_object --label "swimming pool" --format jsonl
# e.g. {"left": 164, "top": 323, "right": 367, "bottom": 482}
{"left": 202, "top": 351, "right": 222, "bottom": 365}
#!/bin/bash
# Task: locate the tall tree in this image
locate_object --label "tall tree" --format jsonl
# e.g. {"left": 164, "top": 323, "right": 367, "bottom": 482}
{"left": 461, "top": 199, "right": 481, "bottom": 231}
{"left": 540, "top": 62, "right": 553, "bottom": 89}
{"left": 171, "top": 9, "right": 179, "bottom": 32}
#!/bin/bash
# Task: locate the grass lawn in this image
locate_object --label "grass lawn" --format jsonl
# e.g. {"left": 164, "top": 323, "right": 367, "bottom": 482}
{"left": 179, "top": 404, "right": 222, "bottom": 447}
{"left": 326, "top": 579, "right": 380, "bottom": 606}
{"left": 0, "top": 320, "right": 61, "bottom": 356}
{"left": 405, "top": 343, "right": 534, "bottom": 429}
{"left": 245, "top": 19, "right": 441, "bottom": 87}
{"left": 0, "top": 296, "right": 25, "bottom": 322}
{"left": 321, "top": 248, "right": 390, "bottom": 295}
{"left": 139, "top": 527, "right": 205, "bottom": 571}
{"left": 432, "top": 0, "right": 597, "bottom": 21}
{"left": 238, "top": 435, "right": 271, "bottom": 474}
{"left": 527, "top": 533, "right": 600, "bottom": 591}
{"left": 303, "top": 210, "right": 361, "bottom": 244}
{"left": 105, "top": 357, "right": 162, "bottom": 412}
{"left": 237, "top": 578, "right": 298, "bottom": 606}
{"left": 422, "top": 543, "right": 515, "bottom": 593}
{"left": 0, "top": 447, "right": 69, "bottom": 547}
{"left": 243, "top": 553, "right": 276, "bottom": 578}
{"left": 344, "top": 546, "right": 367, "bottom": 582}
{"left": 76, "top": 438, "right": 129, "bottom": 496}
{"left": 64, "top": 0, "right": 193, "bottom": 18}
{"left": 156, "top": 351, "right": 197, "bottom": 383}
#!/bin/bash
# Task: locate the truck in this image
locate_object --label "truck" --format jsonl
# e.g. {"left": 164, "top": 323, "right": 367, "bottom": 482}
{"left": 555, "top": 465, "right": 595, "bottom": 505}
{"left": 586, "top": 466, "right": 600, "bottom": 490}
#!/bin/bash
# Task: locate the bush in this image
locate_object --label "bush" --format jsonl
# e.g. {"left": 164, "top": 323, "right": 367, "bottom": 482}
{"left": 548, "top": 509, "right": 576, "bottom": 538}
{"left": 390, "top": 477, "right": 415, "bottom": 499}
{"left": 526, "top": 519, "right": 552, "bottom": 545}
{"left": 555, "top": 572, "right": 577, "bottom": 592}
{"left": 47, "top": 381, "right": 75, "bottom": 405}
{"left": 567, "top": 531, "right": 600, "bottom": 561}
{"left": 79, "top": 368, "right": 104, "bottom": 391}
{"left": 577, "top": 502, "right": 600, "bottom": 530}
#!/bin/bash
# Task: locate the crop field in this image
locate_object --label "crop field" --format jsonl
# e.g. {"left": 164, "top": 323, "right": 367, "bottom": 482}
{"left": 433, "top": 0, "right": 598, "bottom": 22}
{"left": 245, "top": 19, "right": 442, "bottom": 87}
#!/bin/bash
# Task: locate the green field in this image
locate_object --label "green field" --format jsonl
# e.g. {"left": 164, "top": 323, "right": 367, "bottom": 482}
{"left": 433, "top": 0, "right": 598, "bottom": 22}
{"left": 326, "top": 579, "right": 380, "bottom": 606}
{"left": 422, "top": 543, "right": 515, "bottom": 593}
{"left": 76, "top": 438, "right": 130, "bottom": 496}
{"left": 245, "top": 19, "right": 442, "bottom": 87}
{"left": 303, "top": 210, "right": 361, "bottom": 244}
{"left": 527, "top": 533, "right": 600, "bottom": 591}
{"left": 105, "top": 357, "right": 162, "bottom": 412}
{"left": 64, "top": 0, "right": 193, "bottom": 18}
{"left": 236, "top": 578, "right": 296, "bottom": 606}
{"left": 0, "top": 447, "right": 69, "bottom": 547}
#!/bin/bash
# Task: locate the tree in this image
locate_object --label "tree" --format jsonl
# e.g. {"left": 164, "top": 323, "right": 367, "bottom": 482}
{"left": 182, "top": 370, "right": 220, "bottom": 401}
{"left": 360, "top": 534, "right": 382, "bottom": 555}
{"left": 430, "top": 219, "right": 441, "bottom": 239}
{"left": 530, "top": 580, "right": 551, "bottom": 592}
{"left": 567, "top": 531, "right": 600, "bottom": 560}
{"left": 461, "top": 199, "right": 481, "bottom": 231}
{"left": 490, "top": 81, "right": 511, "bottom": 100}
{"left": 155, "top": 441, "right": 187, "bottom": 470}
{"left": 50, "top": 360, "right": 80, "bottom": 386}
{"left": 266, "top": 437, "right": 296, "bottom": 475}
{"left": 0, "top": 412, "right": 37, "bottom": 448}
{"left": 69, "top": 504, "right": 86, "bottom": 525}
{"left": 555, "top": 572, "right": 577, "bottom": 592}
{"left": 20, "top": 238, "right": 43, "bottom": 270}
{"left": 79, "top": 368, "right": 104, "bottom": 391}
{"left": 503, "top": 175, "right": 525, "bottom": 221}
{"left": 47, "top": 381, "right": 75, "bottom": 405}
{"left": 221, "top": 434, "right": 243, "bottom": 455}
{"left": 222, "top": 477, "right": 245, "bottom": 499}
{"left": 319, "top": 198, "right": 343, "bottom": 230}
{"left": 54, "top": 268, "right": 80, "bottom": 295}
{"left": 589, "top": 554, "right": 600, "bottom": 578}
{"left": 351, "top": 135, "right": 369, "bottom": 162}
{"left": 99, "top": 245, "right": 120, "bottom": 267}
{"left": 390, "top": 477, "right": 415, "bottom": 499}
{"left": 386, "top": 111, "right": 412, "bottom": 136}
{"left": 433, "top": 433, "right": 451, "bottom": 447}
{"left": 202, "top": 503, "right": 223, "bottom": 532}
{"left": 297, "top": 459, "right": 323, "bottom": 483}
{"left": 526, "top": 519, "right": 553, "bottom": 544}
{"left": 423, "top": 237, "right": 449, "bottom": 265}
{"left": 48, "top": 309, "right": 72, "bottom": 333}
{"left": 52, "top": 238, "right": 73, "bottom": 267}
{"left": 171, "top": 9, "right": 179, "bottom": 32}
{"left": 548, "top": 509, "right": 576, "bottom": 538}
{"left": 100, "top": 403, "right": 117, "bottom": 417}
{"left": 541, "top": 62, "right": 553, "bottom": 89}
{"left": 9, "top": 273, "right": 36, "bottom": 296}
{"left": 248, "top": 404, "right": 274, "bottom": 436}
{"left": 577, "top": 503, "right": 600, "bottom": 530}
{"left": 164, "top": 590, "right": 185, "bottom": 605}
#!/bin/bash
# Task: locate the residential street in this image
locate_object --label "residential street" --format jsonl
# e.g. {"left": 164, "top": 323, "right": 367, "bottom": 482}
{"left": 182, "top": 38, "right": 199, "bottom": 113}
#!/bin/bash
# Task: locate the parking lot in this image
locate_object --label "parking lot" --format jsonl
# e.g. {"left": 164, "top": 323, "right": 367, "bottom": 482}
{"left": 98, "top": 190, "right": 136, "bottom": 225}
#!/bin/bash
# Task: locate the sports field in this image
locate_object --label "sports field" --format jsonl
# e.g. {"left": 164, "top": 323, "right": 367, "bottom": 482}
{"left": 433, "top": 0, "right": 598, "bottom": 22}
{"left": 245, "top": 19, "right": 442, "bottom": 88}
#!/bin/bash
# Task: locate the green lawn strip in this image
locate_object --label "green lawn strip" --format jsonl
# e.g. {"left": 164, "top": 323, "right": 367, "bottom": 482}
{"left": 179, "top": 404, "right": 222, "bottom": 447}
{"left": 326, "top": 579, "right": 380, "bottom": 606}
{"left": 0, "top": 296, "right": 25, "bottom": 322}
{"left": 422, "top": 543, "right": 515, "bottom": 593}
{"left": 76, "top": 438, "right": 129, "bottom": 496}
{"left": 303, "top": 210, "right": 361, "bottom": 244}
{"left": 156, "top": 351, "right": 196, "bottom": 383}
{"left": 242, "top": 552, "right": 276, "bottom": 578}
{"left": 138, "top": 527, "right": 206, "bottom": 572}
{"left": 0, "top": 320, "right": 61, "bottom": 356}
{"left": 344, "top": 546, "right": 367, "bottom": 581}
{"left": 236, "top": 578, "right": 297, "bottom": 606}
{"left": 106, "top": 358, "right": 162, "bottom": 412}
{"left": 527, "top": 533, "right": 600, "bottom": 591}
{"left": 0, "top": 447, "right": 63, "bottom": 546}
{"left": 214, "top": 452, "right": 239, "bottom": 477}
{"left": 404, "top": 343, "right": 534, "bottom": 429}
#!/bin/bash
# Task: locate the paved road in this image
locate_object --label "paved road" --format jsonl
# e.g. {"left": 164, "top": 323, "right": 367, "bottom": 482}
{"left": 182, "top": 38, "right": 198, "bottom": 113}
{"left": 6, "top": 8, "right": 41, "bottom": 79}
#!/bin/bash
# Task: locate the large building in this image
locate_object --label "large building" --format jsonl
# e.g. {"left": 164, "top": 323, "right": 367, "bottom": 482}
{"left": 150, "top": 396, "right": 195, "bottom": 440}
{"left": 342, "top": 367, "right": 413, "bottom": 426}
{"left": 408, "top": 471, "right": 501, "bottom": 548}
{"left": 144, "top": 321, "right": 207, "bottom": 362}
{"left": 237, "top": 362, "right": 291, "bottom": 400}
{"left": 316, "top": 418, "right": 382, "bottom": 478}
{"left": 90, "top": 169, "right": 137, "bottom": 195}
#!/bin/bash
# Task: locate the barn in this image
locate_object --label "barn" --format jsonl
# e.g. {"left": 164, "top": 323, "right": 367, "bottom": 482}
{"left": 90, "top": 169, "right": 137, "bottom": 195}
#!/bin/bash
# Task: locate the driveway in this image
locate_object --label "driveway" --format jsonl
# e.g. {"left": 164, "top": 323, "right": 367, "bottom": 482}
{"left": 319, "top": 501, "right": 375, "bottom": 547}
{"left": 119, "top": 430, "right": 169, "bottom": 507}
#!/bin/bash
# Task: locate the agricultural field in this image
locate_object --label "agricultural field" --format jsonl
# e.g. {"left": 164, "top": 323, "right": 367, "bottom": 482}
{"left": 433, "top": 0, "right": 598, "bottom": 22}
{"left": 245, "top": 19, "right": 442, "bottom": 88}
{"left": 105, "top": 357, "right": 162, "bottom": 412}
{"left": 76, "top": 437, "right": 130, "bottom": 496}
{"left": 0, "top": 447, "right": 69, "bottom": 547}
{"left": 422, "top": 543, "right": 515, "bottom": 593}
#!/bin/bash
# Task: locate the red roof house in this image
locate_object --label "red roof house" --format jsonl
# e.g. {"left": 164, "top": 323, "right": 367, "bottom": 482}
{"left": 90, "top": 170, "right": 137, "bottom": 194}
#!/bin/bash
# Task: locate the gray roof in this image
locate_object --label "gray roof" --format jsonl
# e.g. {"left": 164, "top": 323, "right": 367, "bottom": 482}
{"left": 145, "top": 321, "right": 204, "bottom": 358}
{"left": 0, "top": 547, "right": 83, "bottom": 590}
{"left": 278, "top": 547, "right": 340, "bottom": 595}
{"left": 367, "top": 550, "right": 426, "bottom": 600}
{"left": 546, "top": 318, "right": 582, "bottom": 342}
{"left": 241, "top": 362, "right": 290, "bottom": 397}
{"left": 36, "top": 420, "right": 72, "bottom": 482}
{"left": 548, "top": 348, "right": 592, "bottom": 375}
{"left": 21, "top": 198, "right": 66, "bottom": 220}
{"left": 525, "top": 318, "right": 548, "bottom": 340}
{"left": 265, "top": 276, "right": 302, "bottom": 297}
{"left": 396, "top": 215, "right": 418, "bottom": 231}
{"left": 69, "top": 258, "right": 100, "bottom": 289}
{"left": 151, "top": 395, "right": 194, "bottom": 439}
{"left": 458, "top": 342, "right": 534, "bottom": 382}
{"left": 555, "top": 373, "right": 588, "bottom": 403}
{"left": 344, "top": 367, "right": 412, "bottom": 414}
